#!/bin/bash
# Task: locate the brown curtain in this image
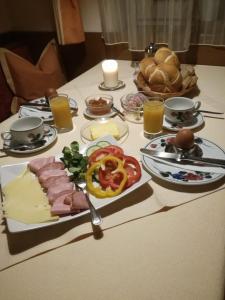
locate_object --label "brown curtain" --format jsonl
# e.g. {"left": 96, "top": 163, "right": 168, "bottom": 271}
{"left": 53, "top": 0, "right": 85, "bottom": 45}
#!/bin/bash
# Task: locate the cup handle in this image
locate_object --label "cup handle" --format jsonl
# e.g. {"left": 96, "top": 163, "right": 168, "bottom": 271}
{"left": 194, "top": 101, "right": 201, "bottom": 111}
{"left": 1, "top": 131, "right": 12, "bottom": 141}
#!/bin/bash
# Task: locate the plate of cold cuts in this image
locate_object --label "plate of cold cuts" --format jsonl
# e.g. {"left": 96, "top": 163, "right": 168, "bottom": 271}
{"left": 0, "top": 135, "right": 151, "bottom": 233}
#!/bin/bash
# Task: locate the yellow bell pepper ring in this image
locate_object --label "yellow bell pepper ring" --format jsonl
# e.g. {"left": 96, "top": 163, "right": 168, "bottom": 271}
{"left": 86, "top": 155, "right": 128, "bottom": 198}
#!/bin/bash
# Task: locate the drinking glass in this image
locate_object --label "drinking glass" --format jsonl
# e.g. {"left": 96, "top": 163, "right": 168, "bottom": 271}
{"left": 49, "top": 94, "right": 73, "bottom": 132}
{"left": 143, "top": 97, "right": 164, "bottom": 138}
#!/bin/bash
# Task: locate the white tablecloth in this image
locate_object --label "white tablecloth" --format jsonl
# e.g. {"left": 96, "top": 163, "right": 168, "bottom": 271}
{"left": 0, "top": 61, "right": 225, "bottom": 300}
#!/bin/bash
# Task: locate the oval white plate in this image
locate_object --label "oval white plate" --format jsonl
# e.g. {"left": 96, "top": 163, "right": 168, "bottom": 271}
{"left": 141, "top": 134, "right": 225, "bottom": 186}
{"left": 163, "top": 112, "right": 204, "bottom": 132}
{"left": 3, "top": 125, "right": 57, "bottom": 154}
{"left": 19, "top": 97, "right": 78, "bottom": 122}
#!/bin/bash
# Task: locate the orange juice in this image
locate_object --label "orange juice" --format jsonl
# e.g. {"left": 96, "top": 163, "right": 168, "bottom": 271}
{"left": 144, "top": 98, "right": 164, "bottom": 134}
{"left": 49, "top": 95, "right": 73, "bottom": 131}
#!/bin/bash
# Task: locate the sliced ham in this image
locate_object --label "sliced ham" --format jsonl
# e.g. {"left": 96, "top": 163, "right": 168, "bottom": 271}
{"left": 36, "top": 162, "right": 65, "bottom": 177}
{"left": 39, "top": 169, "right": 67, "bottom": 185}
{"left": 28, "top": 156, "right": 55, "bottom": 173}
{"left": 50, "top": 192, "right": 78, "bottom": 215}
{"left": 42, "top": 175, "right": 70, "bottom": 190}
{"left": 71, "top": 191, "right": 89, "bottom": 210}
{"left": 47, "top": 182, "right": 74, "bottom": 204}
{"left": 51, "top": 201, "right": 71, "bottom": 216}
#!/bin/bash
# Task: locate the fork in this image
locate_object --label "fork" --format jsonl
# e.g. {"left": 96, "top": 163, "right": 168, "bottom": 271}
{"left": 75, "top": 182, "right": 102, "bottom": 226}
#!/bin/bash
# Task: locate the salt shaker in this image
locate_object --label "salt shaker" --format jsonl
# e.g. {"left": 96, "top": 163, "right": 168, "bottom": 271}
{"left": 145, "top": 43, "right": 157, "bottom": 57}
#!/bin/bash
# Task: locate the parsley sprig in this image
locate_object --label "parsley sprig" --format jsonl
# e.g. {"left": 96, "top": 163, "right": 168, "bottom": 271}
{"left": 60, "top": 141, "right": 88, "bottom": 182}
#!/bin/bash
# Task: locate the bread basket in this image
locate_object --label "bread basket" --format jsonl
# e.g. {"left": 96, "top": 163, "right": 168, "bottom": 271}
{"left": 134, "top": 71, "right": 198, "bottom": 100}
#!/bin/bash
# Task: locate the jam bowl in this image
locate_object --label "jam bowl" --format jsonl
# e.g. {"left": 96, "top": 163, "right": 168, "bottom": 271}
{"left": 85, "top": 94, "right": 113, "bottom": 116}
{"left": 120, "top": 92, "right": 148, "bottom": 123}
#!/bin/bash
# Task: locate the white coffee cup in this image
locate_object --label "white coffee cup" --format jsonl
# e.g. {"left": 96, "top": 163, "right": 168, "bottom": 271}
{"left": 164, "top": 97, "right": 201, "bottom": 123}
{"left": 1, "top": 117, "right": 44, "bottom": 145}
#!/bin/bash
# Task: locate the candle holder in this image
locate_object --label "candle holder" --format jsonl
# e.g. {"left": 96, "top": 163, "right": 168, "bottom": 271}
{"left": 98, "top": 80, "right": 125, "bottom": 91}
{"left": 100, "top": 59, "right": 126, "bottom": 91}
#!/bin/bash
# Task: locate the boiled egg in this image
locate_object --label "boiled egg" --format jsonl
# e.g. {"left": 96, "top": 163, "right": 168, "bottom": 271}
{"left": 175, "top": 129, "right": 194, "bottom": 149}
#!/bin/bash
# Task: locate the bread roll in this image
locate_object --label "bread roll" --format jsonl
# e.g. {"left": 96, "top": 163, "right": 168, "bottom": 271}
{"left": 159, "top": 63, "right": 182, "bottom": 91}
{"left": 154, "top": 47, "right": 180, "bottom": 68}
{"left": 139, "top": 57, "right": 156, "bottom": 78}
{"left": 147, "top": 66, "right": 173, "bottom": 92}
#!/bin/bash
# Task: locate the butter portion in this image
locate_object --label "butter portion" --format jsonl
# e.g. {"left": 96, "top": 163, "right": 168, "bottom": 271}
{"left": 3, "top": 168, "right": 58, "bottom": 224}
{"left": 90, "top": 122, "right": 120, "bottom": 140}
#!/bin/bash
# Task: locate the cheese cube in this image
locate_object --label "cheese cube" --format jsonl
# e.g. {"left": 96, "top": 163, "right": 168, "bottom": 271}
{"left": 90, "top": 122, "right": 120, "bottom": 140}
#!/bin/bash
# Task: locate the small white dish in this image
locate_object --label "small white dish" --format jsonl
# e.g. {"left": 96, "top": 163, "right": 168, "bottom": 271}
{"left": 1, "top": 135, "right": 151, "bottom": 233}
{"left": 83, "top": 108, "right": 116, "bottom": 119}
{"left": 141, "top": 134, "right": 225, "bottom": 186}
{"left": 19, "top": 97, "right": 78, "bottom": 122}
{"left": 163, "top": 112, "right": 204, "bottom": 132}
{"left": 2, "top": 125, "right": 57, "bottom": 154}
{"left": 80, "top": 119, "right": 129, "bottom": 143}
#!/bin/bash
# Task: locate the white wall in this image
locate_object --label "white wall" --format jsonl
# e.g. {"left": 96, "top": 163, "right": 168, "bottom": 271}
{"left": 0, "top": 0, "right": 101, "bottom": 33}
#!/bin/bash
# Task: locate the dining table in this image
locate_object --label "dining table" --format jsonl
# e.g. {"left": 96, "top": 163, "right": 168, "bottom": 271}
{"left": 0, "top": 60, "right": 225, "bottom": 300}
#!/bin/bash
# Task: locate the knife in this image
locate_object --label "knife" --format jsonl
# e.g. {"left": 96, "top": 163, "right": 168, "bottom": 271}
{"left": 21, "top": 103, "right": 78, "bottom": 112}
{"left": 21, "top": 105, "right": 52, "bottom": 111}
{"left": 140, "top": 148, "right": 225, "bottom": 168}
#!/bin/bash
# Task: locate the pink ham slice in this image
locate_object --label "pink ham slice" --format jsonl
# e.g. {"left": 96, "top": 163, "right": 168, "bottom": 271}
{"left": 39, "top": 169, "right": 67, "bottom": 186}
{"left": 51, "top": 191, "right": 89, "bottom": 216}
{"left": 51, "top": 192, "right": 77, "bottom": 216}
{"left": 36, "top": 162, "right": 65, "bottom": 177}
{"left": 69, "top": 191, "right": 89, "bottom": 210}
{"left": 42, "top": 175, "right": 70, "bottom": 190}
{"left": 28, "top": 156, "right": 55, "bottom": 173}
{"left": 47, "top": 182, "right": 74, "bottom": 204}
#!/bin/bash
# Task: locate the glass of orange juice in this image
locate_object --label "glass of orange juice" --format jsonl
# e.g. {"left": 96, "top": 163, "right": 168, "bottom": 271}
{"left": 49, "top": 94, "right": 73, "bottom": 132}
{"left": 143, "top": 97, "right": 164, "bottom": 138}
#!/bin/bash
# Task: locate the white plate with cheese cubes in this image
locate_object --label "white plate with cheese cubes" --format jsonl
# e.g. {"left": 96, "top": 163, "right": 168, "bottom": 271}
{"left": 80, "top": 118, "right": 129, "bottom": 143}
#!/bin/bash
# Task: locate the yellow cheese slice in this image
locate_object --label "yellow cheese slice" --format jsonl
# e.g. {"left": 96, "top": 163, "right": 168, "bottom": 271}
{"left": 2, "top": 168, "right": 59, "bottom": 224}
{"left": 90, "top": 122, "right": 120, "bottom": 140}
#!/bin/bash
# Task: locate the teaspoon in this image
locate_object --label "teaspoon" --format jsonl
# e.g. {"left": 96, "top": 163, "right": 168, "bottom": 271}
{"left": 0, "top": 140, "right": 46, "bottom": 152}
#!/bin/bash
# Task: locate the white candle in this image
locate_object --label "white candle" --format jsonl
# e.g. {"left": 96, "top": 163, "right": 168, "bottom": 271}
{"left": 102, "top": 59, "right": 118, "bottom": 88}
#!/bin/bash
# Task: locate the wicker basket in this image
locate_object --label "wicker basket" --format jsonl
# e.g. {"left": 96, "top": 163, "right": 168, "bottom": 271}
{"left": 134, "top": 71, "right": 198, "bottom": 100}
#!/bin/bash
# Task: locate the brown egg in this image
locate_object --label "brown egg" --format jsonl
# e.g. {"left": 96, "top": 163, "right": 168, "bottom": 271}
{"left": 45, "top": 88, "right": 58, "bottom": 100}
{"left": 175, "top": 129, "right": 194, "bottom": 149}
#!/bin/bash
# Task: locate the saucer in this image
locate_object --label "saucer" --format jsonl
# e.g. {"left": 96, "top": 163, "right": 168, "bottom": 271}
{"left": 2, "top": 125, "right": 57, "bottom": 154}
{"left": 19, "top": 97, "right": 78, "bottom": 122}
{"left": 98, "top": 80, "right": 126, "bottom": 91}
{"left": 163, "top": 112, "right": 204, "bottom": 131}
{"left": 83, "top": 108, "right": 116, "bottom": 119}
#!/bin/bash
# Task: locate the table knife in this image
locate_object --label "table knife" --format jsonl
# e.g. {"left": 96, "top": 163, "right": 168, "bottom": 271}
{"left": 21, "top": 105, "right": 51, "bottom": 112}
{"left": 140, "top": 148, "right": 225, "bottom": 168}
{"left": 21, "top": 103, "right": 78, "bottom": 112}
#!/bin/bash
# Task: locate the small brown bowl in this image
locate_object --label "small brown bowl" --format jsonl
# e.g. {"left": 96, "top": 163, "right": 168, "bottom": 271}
{"left": 85, "top": 94, "right": 113, "bottom": 116}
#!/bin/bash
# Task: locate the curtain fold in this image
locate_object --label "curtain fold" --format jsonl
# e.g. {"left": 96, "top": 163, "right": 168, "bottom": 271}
{"left": 53, "top": 0, "right": 85, "bottom": 45}
{"left": 98, "top": 0, "right": 225, "bottom": 52}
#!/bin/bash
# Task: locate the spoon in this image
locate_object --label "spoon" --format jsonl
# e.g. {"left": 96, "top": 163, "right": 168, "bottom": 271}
{"left": 198, "top": 109, "right": 224, "bottom": 114}
{"left": 0, "top": 139, "right": 46, "bottom": 152}
{"left": 75, "top": 181, "right": 102, "bottom": 226}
